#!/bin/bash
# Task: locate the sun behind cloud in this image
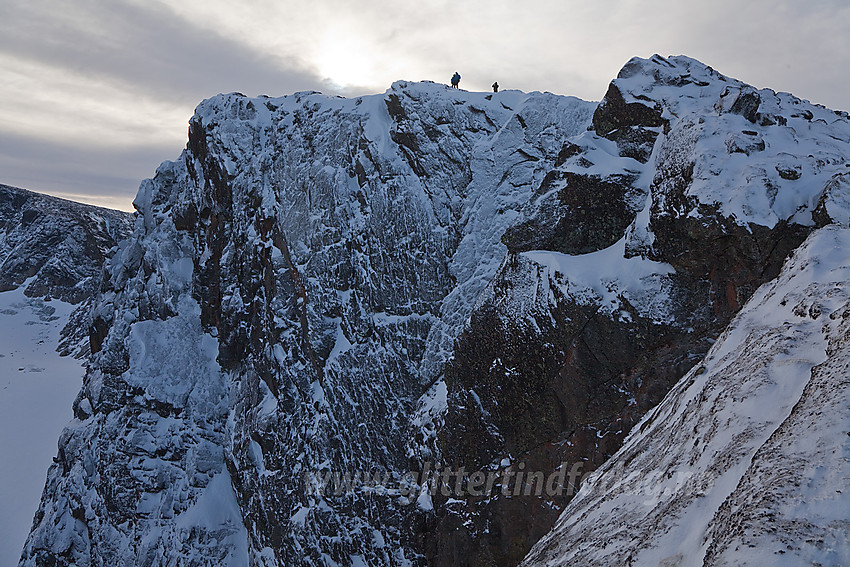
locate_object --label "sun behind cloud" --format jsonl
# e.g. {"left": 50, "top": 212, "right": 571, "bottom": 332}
{"left": 313, "top": 29, "right": 380, "bottom": 89}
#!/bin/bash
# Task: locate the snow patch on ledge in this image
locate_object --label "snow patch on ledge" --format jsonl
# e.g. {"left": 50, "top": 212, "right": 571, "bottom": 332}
{"left": 521, "top": 237, "right": 675, "bottom": 322}
{"left": 125, "top": 296, "right": 224, "bottom": 411}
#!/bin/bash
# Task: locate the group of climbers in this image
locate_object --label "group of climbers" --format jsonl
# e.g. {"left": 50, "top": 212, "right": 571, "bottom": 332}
{"left": 450, "top": 72, "right": 499, "bottom": 93}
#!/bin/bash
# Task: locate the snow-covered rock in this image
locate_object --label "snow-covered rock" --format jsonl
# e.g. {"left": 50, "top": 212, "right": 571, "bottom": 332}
{"left": 21, "top": 81, "right": 594, "bottom": 566}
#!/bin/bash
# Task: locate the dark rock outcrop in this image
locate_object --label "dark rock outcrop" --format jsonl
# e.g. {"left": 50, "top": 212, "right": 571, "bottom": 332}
{"left": 502, "top": 171, "right": 641, "bottom": 255}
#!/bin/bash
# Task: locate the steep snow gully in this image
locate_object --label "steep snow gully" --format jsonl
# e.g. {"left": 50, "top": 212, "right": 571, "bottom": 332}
{"left": 16, "top": 55, "right": 850, "bottom": 566}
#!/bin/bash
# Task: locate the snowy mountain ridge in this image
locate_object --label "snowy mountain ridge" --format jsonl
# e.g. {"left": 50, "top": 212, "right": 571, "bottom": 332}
{"left": 430, "top": 56, "right": 849, "bottom": 564}
{"left": 16, "top": 55, "right": 850, "bottom": 566}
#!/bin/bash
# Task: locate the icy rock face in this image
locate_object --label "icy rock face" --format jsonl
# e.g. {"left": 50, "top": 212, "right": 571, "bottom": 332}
{"left": 522, "top": 226, "right": 850, "bottom": 567}
{"left": 430, "top": 55, "right": 850, "bottom": 566}
{"left": 0, "top": 184, "right": 132, "bottom": 304}
{"left": 21, "top": 82, "right": 594, "bottom": 566}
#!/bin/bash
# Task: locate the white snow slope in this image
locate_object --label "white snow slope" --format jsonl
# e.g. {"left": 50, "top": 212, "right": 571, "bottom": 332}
{"left": 0, "top": 287, "right": 83, "bottom": 566}
{"left": 523, "top": 225, "right": 850, "bottom": 566}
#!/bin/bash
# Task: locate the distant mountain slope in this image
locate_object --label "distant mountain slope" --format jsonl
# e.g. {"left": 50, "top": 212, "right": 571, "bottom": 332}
{"left": 522, "top": 225, "right": 850, "bottom": 567}
{"left": 0, "top": 184, "right": 133, "bottom": 304}
{"left": 0, "top": 184, "right": 133, "bottom": 357}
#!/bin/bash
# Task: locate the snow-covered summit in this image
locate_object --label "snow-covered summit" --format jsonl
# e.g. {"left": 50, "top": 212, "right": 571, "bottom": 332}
{"left": 609, "top": 54, "right": 850, "bottom": 229}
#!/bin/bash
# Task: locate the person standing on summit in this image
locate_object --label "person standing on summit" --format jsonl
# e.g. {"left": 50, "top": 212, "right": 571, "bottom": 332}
{"left": 451, "top": 72, "right": 461, "bottom": 88}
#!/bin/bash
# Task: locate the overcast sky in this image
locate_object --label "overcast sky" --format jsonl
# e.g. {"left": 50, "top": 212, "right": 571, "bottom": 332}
{"left": 2, "top": 0, "right": 849, "bottom": 211}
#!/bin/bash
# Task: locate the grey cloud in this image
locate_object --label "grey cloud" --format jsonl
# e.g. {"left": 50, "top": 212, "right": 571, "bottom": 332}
{"left": 0, "top": 130, "right": 181, "bottom": 209}
{"left": 1, "top": 0, "right": 849, "bottom": 212}
{"left": 0, "top": 0, "right": 328, "bottom": 103}
{"left": 0, "top": 0, "right": 335, "bottom": 209}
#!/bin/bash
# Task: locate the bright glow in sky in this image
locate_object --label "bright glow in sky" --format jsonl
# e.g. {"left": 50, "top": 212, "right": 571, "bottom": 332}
{"left": 314, "top": 28, "right": 380, "bottom": 89}
{"left": 1, "top": 0, "right": 849, "bottom": 211}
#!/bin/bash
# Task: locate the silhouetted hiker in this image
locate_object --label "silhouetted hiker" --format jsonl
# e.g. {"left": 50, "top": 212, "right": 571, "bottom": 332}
{"left": 492, "top": 82, "right": 499, "bottom": 93}
{"left": 451, "top": 72, "right": 461, "bottom": 88}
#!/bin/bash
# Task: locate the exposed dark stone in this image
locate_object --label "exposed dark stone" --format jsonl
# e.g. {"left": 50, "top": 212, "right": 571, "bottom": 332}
{"left": 592, "top": 83, "right": 665, "bottom": 137}
{"left": 650, "top": 210, "right": 810, "bottom": 319}
{"left": 553, "top": 142, "right": 582, "bottom": 167}
{"left": 728, "top": 87, "right": 761, "bottom": 123}
{"left": 812, "top": 173, "right": 850, "bottom": 226}
{"left": 591, "top": 83, "right": 666, "bottom": 162}
{"left": 429, "top": 254, "right": 710, "bottom": 566}
{"left": 433, "top": 123, "right": 812, "bottom": 566}
{"left": 777, "top": 164, "right": 802, "bottom": 180}
{"left": 89, "top": 314, "right": 111, "bottom": 354}
{"left": 605, "top": 125, "right": 659, "bottom": 163}
{"left": 385, "top": 93, "right": 406, "bottom": 121}
{"left": 758, "top": 113, "right": 777, "bottom": 126}
{"left": 502, "top": 172, "right": 640, "bottom": 255}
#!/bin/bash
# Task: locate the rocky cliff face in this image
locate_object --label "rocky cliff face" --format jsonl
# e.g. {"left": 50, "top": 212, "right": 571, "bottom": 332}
{"left": 20, "top": 55, "right": 850, "bottom": 566}
{"left": 21, "top": 83, "right": 594, "bottom": 566}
